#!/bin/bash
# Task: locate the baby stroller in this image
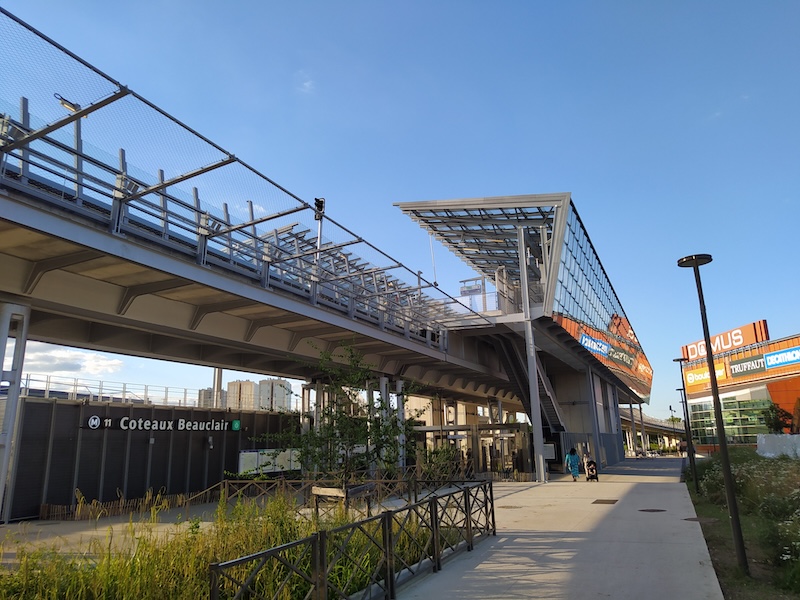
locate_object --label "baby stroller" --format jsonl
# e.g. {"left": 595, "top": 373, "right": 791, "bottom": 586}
{"left": 585, "top": 460, "right": 599, "bottom": 482}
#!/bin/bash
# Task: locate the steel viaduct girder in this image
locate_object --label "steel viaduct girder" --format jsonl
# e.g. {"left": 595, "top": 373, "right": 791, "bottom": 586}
{"left": 0, "top": 186, "right": 518, "bottom": 406}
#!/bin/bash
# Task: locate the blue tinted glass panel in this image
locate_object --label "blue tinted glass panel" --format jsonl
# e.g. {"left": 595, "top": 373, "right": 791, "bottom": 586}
{"left": 552, "top": 204, "right": 652, "bottom": 400}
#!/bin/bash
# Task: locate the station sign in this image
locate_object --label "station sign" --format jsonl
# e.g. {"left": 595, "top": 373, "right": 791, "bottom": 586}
{"left": 86, "top": 416, "right": 241, "bottom": 432}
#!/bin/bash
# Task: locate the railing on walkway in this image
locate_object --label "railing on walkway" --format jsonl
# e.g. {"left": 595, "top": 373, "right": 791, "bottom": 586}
{"left": 15, "top": 373, "right": 202, "bottom": 406}
{"left": 209, "top": 480, "right": 495, "bottom": 600}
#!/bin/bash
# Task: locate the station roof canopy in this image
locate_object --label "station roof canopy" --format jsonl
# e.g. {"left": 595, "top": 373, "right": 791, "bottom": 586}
{"left": 394, "top": 193, "right": 570, "bottom": 286}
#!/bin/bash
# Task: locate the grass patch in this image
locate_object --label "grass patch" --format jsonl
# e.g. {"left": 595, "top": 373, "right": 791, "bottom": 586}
{"left": 688, "top": 448, "right": 800, "bottom": 599}
{"left": 0, "top": 487, "right": 479, "bottom": 599}
{"left": 0, "top": 494, "right": 338, "bottom": 600}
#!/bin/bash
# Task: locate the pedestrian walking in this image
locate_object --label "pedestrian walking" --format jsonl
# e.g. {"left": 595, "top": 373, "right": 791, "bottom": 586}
{"left": 565, "top": 447, "right": 580, "bottom": 481}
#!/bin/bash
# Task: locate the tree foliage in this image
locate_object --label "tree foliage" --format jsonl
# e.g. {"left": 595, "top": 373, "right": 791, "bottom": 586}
{"left": 762, "top": 401, "right": 793, "bottom": 434}
{"left": 254, "top": 346, "right": 425, "bottom": 484}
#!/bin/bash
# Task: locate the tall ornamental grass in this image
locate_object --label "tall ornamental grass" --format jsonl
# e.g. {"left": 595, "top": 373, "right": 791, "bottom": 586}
{"left": 0, "top": 482, "right": 482, "bottom": 600}
{"left": 0, "top": 494, "right": 338, "bottom": 600}
{"left": 0, "top": 492, "right": 466, "bottom": 599}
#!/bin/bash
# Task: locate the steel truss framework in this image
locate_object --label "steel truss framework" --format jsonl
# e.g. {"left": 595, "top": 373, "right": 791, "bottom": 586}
{"left": 0, "top": 8, "right": 488, "bottom": 350}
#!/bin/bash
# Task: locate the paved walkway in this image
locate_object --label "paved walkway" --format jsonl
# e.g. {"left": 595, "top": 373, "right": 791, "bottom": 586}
{"left": 399, "top": 457, "right": 724, "bottom": 600}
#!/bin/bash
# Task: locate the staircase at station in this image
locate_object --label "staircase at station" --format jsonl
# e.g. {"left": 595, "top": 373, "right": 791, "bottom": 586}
{"left": 492, "top": 334, "right": 565, "bottom": 432}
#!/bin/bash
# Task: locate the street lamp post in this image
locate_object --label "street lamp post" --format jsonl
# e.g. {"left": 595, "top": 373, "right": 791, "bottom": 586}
{"left": 669, "top": 404, "right": 676, "bottom": 452}
{"left": 678, "top": 253, "right": 748, "bottom": 574}
{"left": 674, "top": 357, "right": 699, "bottom": 494}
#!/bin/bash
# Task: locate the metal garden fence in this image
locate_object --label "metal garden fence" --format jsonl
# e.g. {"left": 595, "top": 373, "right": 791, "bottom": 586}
{"left": 209, "top": 480, "right": 495, "bottom": 600}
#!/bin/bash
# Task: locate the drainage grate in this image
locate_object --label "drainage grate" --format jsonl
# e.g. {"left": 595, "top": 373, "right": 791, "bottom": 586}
{"left": 639, "top": 509, "right": 666, "bottom": 512}
{"left": 685, "top": 517, "right": 718, "bottom": 524}
{"left": 592, "top": 499, "right": 618, "bottom": 505}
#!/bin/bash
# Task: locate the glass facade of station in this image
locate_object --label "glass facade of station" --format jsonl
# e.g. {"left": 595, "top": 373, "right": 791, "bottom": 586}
{"left": 551, "top": 204, "right": 653, "bottom": 401}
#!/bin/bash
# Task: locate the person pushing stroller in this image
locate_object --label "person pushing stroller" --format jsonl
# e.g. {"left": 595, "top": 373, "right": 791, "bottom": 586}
{"left": 585, "top": 459, "right": 598, "bottom": 481}
{"left": 583, "top": 449, "right": 598, "bottom": 482}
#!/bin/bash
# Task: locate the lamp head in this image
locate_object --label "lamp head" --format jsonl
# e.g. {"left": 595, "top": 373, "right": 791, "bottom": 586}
{"left": 673, "top": 357, "right": 689, "bottom": 364}
{"left": 54, "top": 92, "right": 81, "bottom": 113}
{"left": 677, "top": 254, "right": 712, "bottom": 268}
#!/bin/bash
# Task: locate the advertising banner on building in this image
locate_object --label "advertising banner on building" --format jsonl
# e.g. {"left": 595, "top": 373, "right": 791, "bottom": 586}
{"left": 684, "top": 361, "right": 727, "bottom": 390}
{"left": 551, "top": 313, "right": 652, "bottom": 401}
{"left": 681, "top": 320, "right": 769, "bottom": 361}
{"left": 765, "top": 346, "right": 800, "bottom": 370}
{"left": 729, "top": 355, "right": 766, "bottom": 378}
{"left": 608, "top": 345, "right": 636, "bottom": 369}
{"left": 579, "top": 332, "right": 609, "bottom": 356}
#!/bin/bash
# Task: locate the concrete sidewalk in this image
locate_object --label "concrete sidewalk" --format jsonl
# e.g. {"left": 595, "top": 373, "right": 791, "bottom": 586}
{"left": 400, "top": 457, "right": 723, "bottom": 600}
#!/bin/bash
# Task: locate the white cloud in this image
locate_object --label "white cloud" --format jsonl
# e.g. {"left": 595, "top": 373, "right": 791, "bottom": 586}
{"left": 294, "top": 70, "right": 315, "bottom": 94}
{"left": 20, "top": 342, "right": 124, "bottom": 377}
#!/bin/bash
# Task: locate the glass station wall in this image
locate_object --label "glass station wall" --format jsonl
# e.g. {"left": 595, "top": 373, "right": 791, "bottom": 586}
{"left": 550, "top": 203, "right": 652, "bottom": 401}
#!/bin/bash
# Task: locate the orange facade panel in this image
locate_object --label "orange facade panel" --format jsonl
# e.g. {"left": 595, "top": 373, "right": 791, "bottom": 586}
{"left": 766, "top": 377, "right": 800, "bottom": 432}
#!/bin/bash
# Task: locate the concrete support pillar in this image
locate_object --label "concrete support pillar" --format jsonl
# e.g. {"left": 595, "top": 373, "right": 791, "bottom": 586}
{"left": 446, "top": 398, "right": 457, "bottom": 426}
{"left": 396, "top": 380, "right": 405, "bottom": 468}
{"left": 586, "top": 370, "right": 601, "bottom": 463}
{"left": 629, "top": 403, "right": 638, "bottom": 456}
{"left": 314, "top": 380, "right": 324, "bottom": 430}
{"left": 301, "top": 384, "right": 313, "bottom": 434}
{"left": 638, "top": 404, "right": 648, "bottom": 452}
{"left": 0, "top": 301, "right": 31, "bottom": 523}
{"left": 212, "top": 368, "right": 223, "bottom": 408}
{"left": 379, "top": 377, "right": 389, "bottom": 421}
{"left": 518, "top": 226, "right": 546, "bottom": 482}
{"left": 487, "top": 397, "right": 501, "bottom": 425}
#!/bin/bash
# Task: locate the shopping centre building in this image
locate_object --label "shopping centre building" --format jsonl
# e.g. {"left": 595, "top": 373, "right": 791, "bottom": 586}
{"left": 680, "top": 320, "right": 800, "bottom": 449}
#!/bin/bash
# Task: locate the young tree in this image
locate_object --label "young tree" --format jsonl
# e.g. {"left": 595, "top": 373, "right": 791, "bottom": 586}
{"left": 762, "top": 401, "right": 793, "bottom": 434}
{"left": 254, "top": 346, "right": 424, "bottom": 484}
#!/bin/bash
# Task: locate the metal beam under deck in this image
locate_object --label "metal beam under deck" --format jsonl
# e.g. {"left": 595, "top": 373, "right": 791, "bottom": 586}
{"left": 0, "top": 188, "right": 518, "bottom": 404}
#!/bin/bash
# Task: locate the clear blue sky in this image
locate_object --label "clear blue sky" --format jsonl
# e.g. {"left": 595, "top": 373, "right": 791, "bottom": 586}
{"left": 4, "top": 1, "right": 799, "bottom": 419}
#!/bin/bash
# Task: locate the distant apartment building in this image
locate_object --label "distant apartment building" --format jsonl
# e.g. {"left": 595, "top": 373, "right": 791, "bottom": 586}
{"left": 258, "top": 378, "right": 292, "bottom": 411}
{"left": 198, "top": 387, "right": 228, "bottom": 409}
{"left": 227, "top": 380, "right": 259, "bottom": 411}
